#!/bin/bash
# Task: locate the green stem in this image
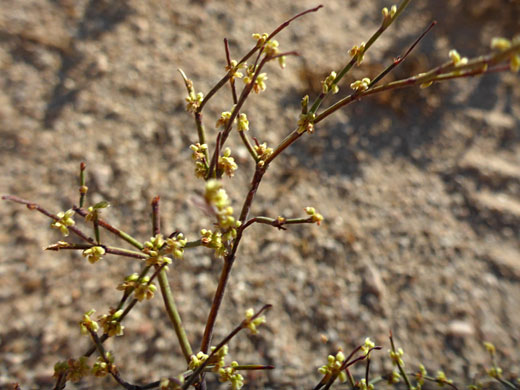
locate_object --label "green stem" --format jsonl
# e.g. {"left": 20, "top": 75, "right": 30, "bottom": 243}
{"left": 79, "top": 162, "right": 87, "bottom": 208}
{"left": 157, "top": 269, "right": 193, "bottom": 362}
{"left": 389, "top": 333, "right": 413, "bottom": 390}
{"left": 309, "top": 0, "right": 414, "bottom": 115}
{"left": 74, "top": 206, "right": 144, "bottom": 250}
{"left": 313, "top": 45, "right": 519, "bottom": 125}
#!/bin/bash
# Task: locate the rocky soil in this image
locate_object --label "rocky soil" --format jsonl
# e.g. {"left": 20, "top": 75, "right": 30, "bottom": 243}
{"left": 1, "top": 0, "right": 519, "bottom": 389}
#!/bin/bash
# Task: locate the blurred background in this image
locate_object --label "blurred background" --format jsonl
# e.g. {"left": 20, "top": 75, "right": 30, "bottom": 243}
{"left": 1, "top": 0, "right": 519, "bottom": 388}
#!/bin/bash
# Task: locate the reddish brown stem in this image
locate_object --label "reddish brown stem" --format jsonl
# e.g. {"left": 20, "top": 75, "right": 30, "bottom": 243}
{"left": 200, "top": 164, "right": 266, "bottom": 354}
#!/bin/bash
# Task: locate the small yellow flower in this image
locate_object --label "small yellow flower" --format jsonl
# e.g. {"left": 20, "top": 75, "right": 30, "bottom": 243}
{"left": 244, "top": 308, "right": 266, "bottom": 335}
{"left": 449, "top": 49, "right": 468, "bottom": 66}
{"left": 305, "top": 206, "right": 324, "bottom": 225}
{"left": 216, "top": 111, "right": 233, "bottom": 129}
{"left": 79, "top": 309, "right": 99, "bottom": 334}
{"left": 166, "top": 233, "right": 187, "bottom": 260}
{"left": 218, "top": 148, "right": 238, "bottom": 177}
{"left": 82, "top": 246, "right": 105, "bottom": 264}
{"left": 226, "top": 60, "right": 245, "bottom": 80}
{"left": 238, "top": 113, "right": 249, "bottom": 132}
{"left": 491, "top": 37, "right": 511, "bottom": 51}
{"left": 350, "top": 77, "right": 371, "bottom": 92}
{"left": 349, "top": 42, "right": 366, "bottom": 65}
{"left": 185, "top": 91, "right": 204, "bottom": 113}
{"left": 252, "top": 32, "right": 269, "bottom": 47}
{"left": 322, "top": 71, "right": 339, "bottom": 94}
{"left": 98, "top": 309, "right": 124, "bottom": 337}
{"left": 51, "top": 209, "right": 75, "bottom": 236}
{"left": 189, "top": 351, "right": 209, "bottom": 370}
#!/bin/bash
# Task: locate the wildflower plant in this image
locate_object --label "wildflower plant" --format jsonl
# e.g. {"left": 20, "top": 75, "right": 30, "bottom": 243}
{"left": 3, "top": 1, "right": 520, "bottom": 389}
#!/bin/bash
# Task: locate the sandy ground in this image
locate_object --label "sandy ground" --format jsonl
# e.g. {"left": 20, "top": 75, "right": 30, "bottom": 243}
{"left": 1, "top": 0, "right": 519, "bottom": 389}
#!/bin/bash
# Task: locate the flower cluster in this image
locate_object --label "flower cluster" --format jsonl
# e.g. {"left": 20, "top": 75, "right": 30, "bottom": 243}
{"left": 185, "top": 90, "right": 204, "bottom": 113}
{"left": 85, "top": 201, "right": 109, "bottom": 222}
{"left": 92, "top": 352, "right": 115, "bottom": 377}
{"left": 322, "top": 71, "right": 339, "bottom": 94}
{"left": 210, "top": 344, "right": 229, "bottom": 371}
{"left": 200, "top": 228, "right": 225, "bottom": 257}
{"left": 189, "top": 351, "right": 209, "bottom": 371}
{"left": 79, "top": 309, "right": 99, "bottom": 335}
{"left": 216, "top": 111, "right": 233, "bottom": 129}
{"left": 98, "top": 308, "right": 124, "bottom": 337}
{"left": 305, "top": 206, "right": 324, "bottom": 225}
{"left": 360, "top": 337, "right": 375, "bottom": 357}
{"left": 82, "top": 245, "right": 105, "bottom": 264}
{"left": 349, "top": 42, "right": 366, "bottom": 65}
{"left": 54, "top": 357, "right": 90, "bottom": 383}
{"left": 414, "top": 364, "right": 427, "bottom": 388}
{"left": 190, "top": 143, "right": 209, "bottom": 179}
{"left": 68, "top": 357, "right": 91, "bottom": 382}
{"left": 491, "top": 36, "right": 520, "bottom": 72}
{"left": 297, "top": 112, "right": 316, "bottom": 134}
{"left": 51, "top": 209, "right": 75, "bottom": 236}
{"left": 218, "top": 361, "right": 244, "bottom": 390}
{"left": 381, "top": 5, "right": 397, "bottom": 28}
{"left": 237, "top": 113, "right": 249, "bottom": 132}
{"left": 117, "top": 273, "right": 157, "bottom": 301}
{"left": 143, "top": 234, "right": 173, "bottom": 267}
{"left": 389, "top": 347, "right": 405, "bottom": 367}
{"left": 225, "top": 59, "right": 246, "bottom": 81}
{"left": 244, "top": 65, "right": 268, "bottom": 93}
{"left": 318, "top": 350, "right": 347, "bottom": 383}
{"left": 252, "top": 32, "right": 269, "bottom": 47}
{"left": 388, "top": 370, "right": 401, "bottom": 384}
{"left": 449, "top": 49, "right": 468, "bottom": 67}
{"left": 358, "top": 378, "right": 374, "bottom": 390}
{"left": 435, "top": 371, "right": 453, "bottom": 387}
{"left": 166, "top": 233, "right": 187, "bottom": 260}
{"left": 254, "top": 142, "right": 273, "bottom": 166}
{"left": 204, "top": 180, "right": 241, "bottom": 242}
{"left": 350, "top": 77, "right": 371, "bottom": 92}
{"left": 218, "top": 148, "right": 238, "bottom": 177}
{"left": 244, "top": 308, "right": 266, "bottom": 335}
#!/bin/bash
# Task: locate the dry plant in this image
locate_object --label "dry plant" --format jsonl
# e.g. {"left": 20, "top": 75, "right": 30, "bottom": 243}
{"left": 3, "top": 1, "right": 520, "bottom": 389}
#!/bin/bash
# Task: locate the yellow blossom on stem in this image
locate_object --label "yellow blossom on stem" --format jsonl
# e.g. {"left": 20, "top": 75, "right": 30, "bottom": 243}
{"left": 143, "top": 234, "right": 172, "bottom": 267}
{"left": 305, "top": 206, "right": 324, "bottom": 225}
{"left": 449, "top": 49, "right": 468, "bottom": 66}
{"left": 79, "top": 309, "right": 99, "bottom": 334}
{"left": 238, "top": 113, "right": 249, "bottom": 132}
{"left": 244, "top": 308, "right": 266, "bottom": 335}
{"left": 185, "top": 91, "right": 204, "bottom": 113}
{"left": 82, "top": 245, "right": 105, "bottom": 264}
{"left": 381, "top": 5, "right": 397, "bottom": 28}
{"left": 51, "top": 209, "right": 75, "bottom": 236}
{"left": 218, "top": 148, "right": 238, "bottom": 177}
{"left": 318, "top": 350, "right": 347, "bottom": 383}
{"left": 166, "top": 233, "right": 187, "bottom": 260}
{"left": 219, "top": 361, "right": 244, "bottom": 390}
{"left": 98, "top": 309, "right": 124, "bottom": 337}
{"left": 189, "top": 351, "right": 209, "bottom": 370}
{"left": 264, "top": 39, "right": 280, "bottom": 57}
{"left": 252, "top": 32, "right": 269, "bottom": 47}
{"left": 322, "top": 71, "right": 339, "bottom": 94}
{"left": 349, "top": 42, "right": 366, "bottom": 65}
{"left": 216, "top": 111, "right": 233, "bottom": 129}
{"left": 350, "top": 77, "right": 371, "bottom": 92}
{"left": 491, "top": 37, "right": 511, "bottom": 51}
{"left": 225, "top": 59, "right": 245, "bottom": 80}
